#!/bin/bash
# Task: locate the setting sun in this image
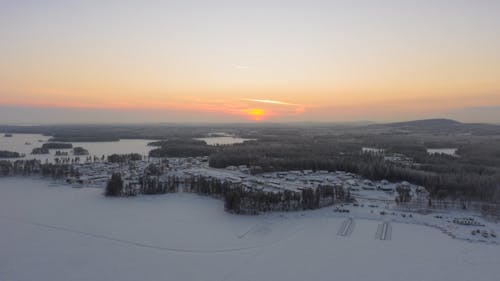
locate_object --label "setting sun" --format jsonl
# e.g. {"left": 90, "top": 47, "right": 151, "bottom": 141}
{"left": 245, "top": 108, "right": 266, "bottom": 121}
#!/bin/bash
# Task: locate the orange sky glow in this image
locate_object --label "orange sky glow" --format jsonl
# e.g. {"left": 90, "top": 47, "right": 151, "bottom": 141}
{"left": 1, "top": 1, "right": 499, "bottom": 123}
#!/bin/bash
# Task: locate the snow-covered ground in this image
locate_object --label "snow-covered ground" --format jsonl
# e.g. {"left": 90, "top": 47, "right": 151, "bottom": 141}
{"left": 1, "top": 177, "right": 499, "bottom": 281}
{"left": 195, "top": 136, "right": 254, "bottom": 145}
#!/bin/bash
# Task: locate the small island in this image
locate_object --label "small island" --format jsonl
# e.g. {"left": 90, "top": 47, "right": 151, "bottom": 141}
{"left": 42, "top": 143, "right": 73, "bottom": 149}
{"left": 148, "top": 138, "right": 216, "bottom": 157}
{"left": 31, "top": 147, "right": 50, "bottom": 154}
{"left": 73, "top": 147, "right": 89, "bottom": 155}
{"left": 0, "top": 150, "right": 23, "bottom": 158}
{"left": 55, "top": 151, "right": 69, "bottom": 156}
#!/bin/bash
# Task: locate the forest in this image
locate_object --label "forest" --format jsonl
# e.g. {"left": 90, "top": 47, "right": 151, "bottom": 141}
{"left": 2, "top": 119, "right": 500, "bottom": 202}
{"left": 148, "top": 139, "right": 217, "bottom": 157}
{"left": 0, "top": 159, "right": 78, "bottom": 178}
{"left": 107, "top": 153, "right": 143, "bottom": 163}
{"left": 208, "top": 133, "right": 500, "bottom": 202}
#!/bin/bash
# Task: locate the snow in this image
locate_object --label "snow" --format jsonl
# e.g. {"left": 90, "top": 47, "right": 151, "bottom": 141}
{"left": 427, "top": 148, "right": 458, "bottom": 156}
{"left": 195, "top": 136, "right": 253, "bottom": 145}
{"left": 1, "top": 177, "right": 500, "bottom": 281}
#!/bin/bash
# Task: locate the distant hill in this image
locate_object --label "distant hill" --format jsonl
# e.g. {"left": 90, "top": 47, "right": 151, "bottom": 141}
{"left": 1, "top": 118, "right": 500, "bottom": 137}
{"left": 387, "top": 118, "right": 461, "bottom": 128}
{"left": 369, "top": 118, "right": 500, "bottom": 135}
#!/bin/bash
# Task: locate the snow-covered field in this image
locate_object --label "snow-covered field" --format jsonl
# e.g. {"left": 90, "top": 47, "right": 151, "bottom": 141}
{"left": 1, "top": 177, "right": 499, "bottom": 281}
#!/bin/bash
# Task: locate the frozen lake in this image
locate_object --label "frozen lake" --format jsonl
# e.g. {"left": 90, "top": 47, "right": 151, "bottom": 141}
{"left": 0, "top": 133, "right": 154, "bottom": 161}
{"left": 0, "top": 134, "right": 254, "bottom": 161}
{"left": 1, "top": 177, "right": 499, "bottom": 281}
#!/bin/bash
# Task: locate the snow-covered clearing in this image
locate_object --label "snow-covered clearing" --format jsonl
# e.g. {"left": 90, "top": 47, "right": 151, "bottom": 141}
{"left": 1, "top": 177, "right": 499, "bottom": 281}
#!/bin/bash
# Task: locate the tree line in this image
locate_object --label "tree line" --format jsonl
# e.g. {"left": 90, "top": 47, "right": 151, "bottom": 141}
{"left": 107, "top": 153, "right": 143, "bottom": 163}
{"left": 105, "top": 172, "right": 351, "bottom": 215}
{"left": 0, "top": 159, "right": 79, "bottom": 178}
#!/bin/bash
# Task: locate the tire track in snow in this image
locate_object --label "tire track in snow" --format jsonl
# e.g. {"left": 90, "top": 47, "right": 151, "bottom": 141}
{"left": 337, "top": 218, "right": 355, "bottom": 237}
{"left": 0, "top": 215, "right": 301, "bottom": 255}
{"left": 237, "top": 222, "right": 263, "bottom": 239}
{"left": 220, "top": 222, "right": 307, "bottom": 281}
{"left": 375, "top": 221, "right": 392, "bottom": 240}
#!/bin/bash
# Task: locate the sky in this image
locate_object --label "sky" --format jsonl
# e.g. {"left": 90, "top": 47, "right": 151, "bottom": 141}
{"left": 1, "top": 0, "right": 499, "bottom": 124}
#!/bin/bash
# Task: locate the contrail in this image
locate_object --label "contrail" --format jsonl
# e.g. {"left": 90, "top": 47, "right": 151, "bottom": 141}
{"left": 234, "top": 65, "right": 250, "bottom": 69}
{"left": 244, "top": 99, "right": 297, "bottom": 106}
